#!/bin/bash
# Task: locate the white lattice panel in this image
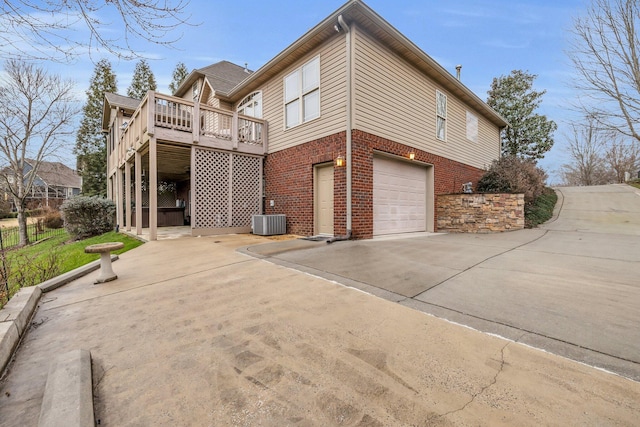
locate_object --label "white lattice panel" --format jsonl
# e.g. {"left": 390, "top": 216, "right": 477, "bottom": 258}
{"left": 195, "top": 149, "right": 230, "bottom": 228}
{"left": 194, "top": 148, "right": 261, "bottom": 230}
{"left": 232, "top": 155, "right": 261, "bottom": 227}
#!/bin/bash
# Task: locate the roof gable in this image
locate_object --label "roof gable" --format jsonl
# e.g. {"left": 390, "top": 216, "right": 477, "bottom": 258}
{"left": 174, "top": 61, "right": 253, "bottom": 99}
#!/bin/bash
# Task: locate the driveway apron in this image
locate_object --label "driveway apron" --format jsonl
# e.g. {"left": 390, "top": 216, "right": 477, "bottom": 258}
{"left": 254, "top": 184, "right": 640, "bottom": 381}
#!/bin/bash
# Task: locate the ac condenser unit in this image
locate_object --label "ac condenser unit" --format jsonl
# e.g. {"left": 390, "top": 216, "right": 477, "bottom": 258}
{"left": 252, "top": 214, "right": 286, "bottom": 236}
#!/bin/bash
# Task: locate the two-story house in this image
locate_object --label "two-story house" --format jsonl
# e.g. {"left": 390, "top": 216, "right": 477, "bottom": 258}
{"left": 103, "top": 0, "right": 507, "bottom": 241}
{"left": 1, "top": 159, "right": 81, "bottom": 211}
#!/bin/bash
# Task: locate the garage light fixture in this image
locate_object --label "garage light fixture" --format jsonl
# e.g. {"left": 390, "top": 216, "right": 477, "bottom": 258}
{"left": 408, "top": 152, "right": 416, "bottom": 160}
{"left": 336, "top": 155, "right": 345, "bottom": 167}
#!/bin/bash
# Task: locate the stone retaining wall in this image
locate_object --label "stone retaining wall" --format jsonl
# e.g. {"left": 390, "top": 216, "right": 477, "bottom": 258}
{"left": 437, "top": 193, "right": 524, "bottom": 233}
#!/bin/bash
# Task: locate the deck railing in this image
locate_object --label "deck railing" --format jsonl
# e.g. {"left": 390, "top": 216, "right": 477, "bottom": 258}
{"left": 118, "top": 91, "right": 267, "bottom": 164}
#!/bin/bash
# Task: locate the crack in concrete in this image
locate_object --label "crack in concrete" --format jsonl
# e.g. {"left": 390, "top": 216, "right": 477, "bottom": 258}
{"left": 437, "top": 341, "right": 510, "bottom": 420}
{"left": 410, "top": 230, "right": 550, "bottom": 299}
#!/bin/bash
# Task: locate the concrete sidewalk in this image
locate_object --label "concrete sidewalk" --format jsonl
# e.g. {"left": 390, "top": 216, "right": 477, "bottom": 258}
{"left": 1, "top": 234, "right": 639, "bottom": 426}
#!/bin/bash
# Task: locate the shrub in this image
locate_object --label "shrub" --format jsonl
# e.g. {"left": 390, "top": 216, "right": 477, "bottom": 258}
{"left": 61, "top": 196, "right": 116, "bottom": 239}
{"left": 525, "top": 187, "right": 558, "bottom": 228}
{"left": 43, "top": 209, "right": 64, "bottom": 229}
{"left": 5, "top": 248, "right": 61, "bottom": 289}
{"left": 477, "top": 156, "right": 547, "bottom": 204}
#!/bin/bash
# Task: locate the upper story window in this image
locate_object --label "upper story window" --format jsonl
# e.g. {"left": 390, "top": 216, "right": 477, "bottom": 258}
{"left": 466, "top": 111, "right": 478, "bottom": 142}
{"left": 192, "top": 81, "right": 200, "bottom": 101}
{"left": 284, "top": 56, "right": 320, "bottom": 129}
{"left": 436, "top": 90, "right": 447, "bottom": 141}
{"left": 237, "top": 91, "right": 262, "bottom": 118}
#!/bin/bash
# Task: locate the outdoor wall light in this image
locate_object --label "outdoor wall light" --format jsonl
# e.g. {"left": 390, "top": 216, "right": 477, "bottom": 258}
{"left": 409, "top": 152, "right": 416, "bottom": 160}
{"left": 336, "top": 155, "right": 345, "bottom": 167}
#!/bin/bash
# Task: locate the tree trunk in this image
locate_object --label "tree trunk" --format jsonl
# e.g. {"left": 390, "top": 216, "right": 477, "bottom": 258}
{"left": 16, "top": 202, "right": 29, "bottom": 247}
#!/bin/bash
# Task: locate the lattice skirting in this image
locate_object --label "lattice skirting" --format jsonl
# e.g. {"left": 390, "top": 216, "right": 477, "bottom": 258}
{"left": 193, "top": 148, "right": 262, "bottom": 233}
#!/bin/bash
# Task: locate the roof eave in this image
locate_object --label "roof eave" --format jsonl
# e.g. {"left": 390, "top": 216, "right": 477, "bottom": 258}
{"left": 227, "top": 0, "right": 507, "bottom": 128}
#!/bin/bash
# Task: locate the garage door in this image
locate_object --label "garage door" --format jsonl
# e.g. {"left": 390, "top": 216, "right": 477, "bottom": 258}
{"left": 373, "top": 156, "right": 427, "bottom": 235}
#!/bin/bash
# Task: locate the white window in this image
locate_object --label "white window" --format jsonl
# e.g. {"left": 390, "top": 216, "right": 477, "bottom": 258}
{"left": 284, "top": 56, "right": 320, "bottom": 129}
{"left": 436, "top": 90, "right": 447, "bottom": 141}
{"left": 192, "top": 81, "right": 200, "bottom": 101}
{"left": 237, "top": 91, "right": 262, "bottom": 118}
{"left": 466, "top": 111, "right": 478, "bottom": 142}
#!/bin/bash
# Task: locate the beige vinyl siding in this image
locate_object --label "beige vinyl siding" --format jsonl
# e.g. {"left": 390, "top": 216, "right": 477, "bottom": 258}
{"left": 353, "top": 27, "right": 500, "bottom": 169}
{"left": 261, "top": 34, "right": 347, "bottom": 153}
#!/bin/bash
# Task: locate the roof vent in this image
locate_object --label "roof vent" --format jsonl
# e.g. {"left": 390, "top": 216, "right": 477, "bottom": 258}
{"left": 456, "top": 65, "right": 462, "bottom": 80}
{"left": 244, "top": 63, "right": 249, "bottom": 73}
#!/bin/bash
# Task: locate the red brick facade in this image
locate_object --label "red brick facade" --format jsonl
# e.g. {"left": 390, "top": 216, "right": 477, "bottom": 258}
{"left": 264, "top": 129, "right": 486, "bottom": 239}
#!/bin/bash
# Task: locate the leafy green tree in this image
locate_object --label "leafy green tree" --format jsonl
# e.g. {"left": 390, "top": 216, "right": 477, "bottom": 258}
{"left": 487, "top": 70, "right": 557, "bottom": 160}
{"left": 169, "top": 62, "right": 189, "bottom": 94}
{"left": 127, "top": 60, "right": 157, "bottom": 99}
{"left": 74, "top": 59, "right": 117, "bottom": 197}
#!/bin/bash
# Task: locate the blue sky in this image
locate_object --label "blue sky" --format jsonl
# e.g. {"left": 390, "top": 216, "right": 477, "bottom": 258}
{"left": 41, "top": 0, "right": 589, "bottom": 182}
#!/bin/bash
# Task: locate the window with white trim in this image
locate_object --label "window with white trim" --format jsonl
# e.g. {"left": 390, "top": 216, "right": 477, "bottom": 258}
{"left": 466, "top": 111, "right": 478, "bottom": 142}
{"left": 436, "top": 90, "right": 447, "bottom": 141}
{"left": 284, "top": 56, "right": 320, "bottom": 129}
{"left": 238, "top": 91, "right": 262, "bottom": 118}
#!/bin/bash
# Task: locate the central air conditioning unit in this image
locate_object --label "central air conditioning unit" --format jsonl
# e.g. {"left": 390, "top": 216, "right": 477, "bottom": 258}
{"left": 252, "top": 214, "right": 286, "bottom": 236}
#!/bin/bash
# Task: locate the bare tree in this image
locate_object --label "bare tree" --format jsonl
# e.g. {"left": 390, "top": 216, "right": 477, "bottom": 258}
{"left": 560, "top": 118, "right": 611, "bottom": 186}
{"left": 569, "top": 0, "right": 640, "bottom": 142}
{"left": 603, "top": 136, "right": 640, "bottom": 182}
{"left": 0, "top": 0, "right": 193, "bottom": 62}
{"left": 0, "top": 60, "right": 79, "bottom": 246}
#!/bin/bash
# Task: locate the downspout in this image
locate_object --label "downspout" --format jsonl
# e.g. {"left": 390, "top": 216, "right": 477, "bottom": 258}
{"left": 328, "top": 14, "right": 353, "bottom": 244}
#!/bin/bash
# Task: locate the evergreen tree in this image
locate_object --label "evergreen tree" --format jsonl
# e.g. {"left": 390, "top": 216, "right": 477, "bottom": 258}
{"left": 169, "top": 62, "right": 189, "bottom": 94}
{"left": 74, "top": 59, "right": 117, "bottom": 197}
{"left": 487, "top": 70, "right": 557, "bottom": 160}
{"left": 127, "top": 59, "right": 157, "bottom": 99}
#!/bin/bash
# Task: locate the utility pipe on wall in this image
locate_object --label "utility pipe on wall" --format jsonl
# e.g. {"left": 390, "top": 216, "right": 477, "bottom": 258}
{"left": 339, "top": 14, "right": 352, "bottom": 237}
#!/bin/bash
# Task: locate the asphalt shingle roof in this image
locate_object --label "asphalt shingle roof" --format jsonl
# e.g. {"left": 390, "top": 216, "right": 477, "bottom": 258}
{"left": 197, "top": 61, "right": 252, "bottom": 95}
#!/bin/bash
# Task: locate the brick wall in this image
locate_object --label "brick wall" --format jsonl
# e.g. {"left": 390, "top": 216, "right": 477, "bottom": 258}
{"left": 436, "top": 193, "right": 525, "bottom": 233}
{"left": 264, "top": 132, "right": 346, "bottom": 236}
{"left": 264, "top": 129, "right": 487, "bottom": 238}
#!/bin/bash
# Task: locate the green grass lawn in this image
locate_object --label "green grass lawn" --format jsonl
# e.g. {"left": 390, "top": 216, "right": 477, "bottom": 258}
{"left": 628, "top": 179, "right": 640, "bottom": 190}
{"left": 1, "top": 231, "right": 144, "bottom": 307}
{"left": 12, "top": 231, "right": 144, "bottom": 274}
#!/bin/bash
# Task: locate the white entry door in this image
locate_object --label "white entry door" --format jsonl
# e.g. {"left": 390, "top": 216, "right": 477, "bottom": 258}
{"left": 373, "top": 156, "right": 427, "bottom": 235}
{"left": 315, "top": 164, "right": 334, "bottom": 235}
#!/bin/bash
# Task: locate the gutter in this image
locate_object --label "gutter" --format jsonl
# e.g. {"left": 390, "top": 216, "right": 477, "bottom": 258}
{"left": 328, "top": 14, "right": 353, "bottom": 244}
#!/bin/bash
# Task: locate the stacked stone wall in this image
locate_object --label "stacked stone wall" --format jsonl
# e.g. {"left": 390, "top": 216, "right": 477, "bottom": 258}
{"left": 437, "top": 193, "right": 524, "bottom": 233}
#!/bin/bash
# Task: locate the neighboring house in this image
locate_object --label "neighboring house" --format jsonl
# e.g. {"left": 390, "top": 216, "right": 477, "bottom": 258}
{"left": 103, "top": 0, "right": 507, "bottom": 241}
{"left": 1, "top": 159, "right": 81, "bottom": 210}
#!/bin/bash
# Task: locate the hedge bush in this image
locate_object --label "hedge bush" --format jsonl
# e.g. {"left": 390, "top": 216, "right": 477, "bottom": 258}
{"left": 477, "top": 156, "right": 547, "bottom": 205}
{"left": 60, "top": 196, "right": 116, "bottom": 239}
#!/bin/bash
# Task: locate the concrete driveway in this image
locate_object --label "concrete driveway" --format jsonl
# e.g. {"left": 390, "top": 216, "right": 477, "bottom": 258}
{"left": 1, "top": 192, "right": 640, "bottom": 425}
{"left": 248, "top": 184, "right": 640, "bottom": 381}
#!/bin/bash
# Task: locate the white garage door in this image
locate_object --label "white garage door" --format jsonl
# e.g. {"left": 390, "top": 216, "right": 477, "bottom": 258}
{"left": 373, "top": 156, "right": 427, "bottom": 235}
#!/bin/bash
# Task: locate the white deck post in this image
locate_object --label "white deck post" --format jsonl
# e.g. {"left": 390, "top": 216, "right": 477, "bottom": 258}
{"left": 149, "top": 136, "right": 158, "bottom": 241}
{"left": 135, "top": 151, "right": 142, "bottom": 235}
{"left": 193, "top": 100, "right": 200, "bottom": 144}
{"left": 116, "top": 168, "right": 123, "bottom": 230}
{"left": 125, "top": 161, "right": 131, "bottom": 231}
{"left": 232, "top": 112, "right": 238, "bottom": 150}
